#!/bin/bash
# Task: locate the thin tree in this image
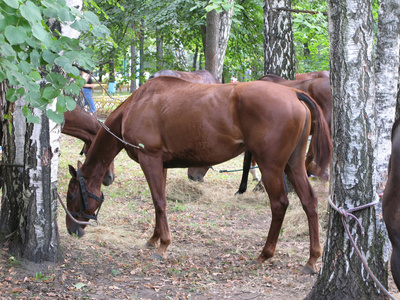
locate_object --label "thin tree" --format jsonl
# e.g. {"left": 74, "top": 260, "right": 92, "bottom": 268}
{"left": 205, "top": 0, "right": 235, "bottom": 82}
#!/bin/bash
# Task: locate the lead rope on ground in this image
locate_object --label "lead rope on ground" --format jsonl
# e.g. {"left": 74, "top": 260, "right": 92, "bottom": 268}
{"left": 328, "top": 195, "right": 396, "bottom": 300}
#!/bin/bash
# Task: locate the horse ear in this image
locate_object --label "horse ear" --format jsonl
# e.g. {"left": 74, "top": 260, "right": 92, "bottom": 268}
{"left": 69, "top": 165, "right": 77, "bottom": 178}
{"left": 77, "top": 161, "right": 83, "bottom": 169}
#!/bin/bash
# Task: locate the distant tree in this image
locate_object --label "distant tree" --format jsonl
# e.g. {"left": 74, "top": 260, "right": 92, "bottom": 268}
{"left": 205, "top": 0, "right": 235, "bottom": 82}
{"left": 263, "top": 0, "right": 295, "bottom": 79}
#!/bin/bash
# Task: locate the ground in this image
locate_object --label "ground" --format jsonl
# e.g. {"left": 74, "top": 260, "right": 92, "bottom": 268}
{"left": 0, "top": 134, "right": 399, "bottom": 299}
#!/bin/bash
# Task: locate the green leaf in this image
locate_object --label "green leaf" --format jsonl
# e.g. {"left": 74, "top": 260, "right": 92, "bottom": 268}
{"left": 6, "top": 88, "right": 17, "bottom": 102}
{"left": 4, "top": 25, "right": 27, "bottom": 45}
{"left": 22, "top": 106, "right": 40, "bottom": 124}
{"left": 20, "top": 1, "right": 42, "bottom": 23}
{"left": 19, "top": 61, "right": 32, "bottom": 74}
{"left": 0, "top": 70, "right": 5, "bottom": 82}
{"left": 65, "top": 82, "right": 81, "bottom": 95}
{"left": 3, "top": 0, "right": 19, "bottom": 9}
{"left": 46, "top": 109, "right": 64, "bottom": 124}
{"left": 32, "top": 23, "right": 51, "bottom": 45}
{"left": 70, "top": 19, "right": 90, "bottom": 32}
{"left": 0, "top": 42, "right": 16, "bottom": 57}
{"left": 84, "top": 11, "right": 100, "bottom": 26}
{"left": 29, "top": 71, "right": 42, "bottom": 81}
{"left": 59, "top": 7, "right": 75, "bottom": 22}
{"left": 43, "top": 86, "right": 61, "bottom": 100}
{"left": 42, "top": 50, "right": 58, "bottom": 64}
{"left": 91, "top": 25, "right": 110, "bottom": 38}
{"left": 65, "top": 96, "right": 76, "bottom": 111}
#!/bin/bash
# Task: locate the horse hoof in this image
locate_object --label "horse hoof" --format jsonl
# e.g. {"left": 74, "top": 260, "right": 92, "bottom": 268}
{"left": 301, "top": 265, "right": 317, "bottom": 275}
{"left": 145, "top": 242, "right": 156, "bottom": 249}
{"left": 247, "top": 260, "right": 261, "bottom": 269}
{"left": 150, "top": 253, "right": 164, "bottom": 261}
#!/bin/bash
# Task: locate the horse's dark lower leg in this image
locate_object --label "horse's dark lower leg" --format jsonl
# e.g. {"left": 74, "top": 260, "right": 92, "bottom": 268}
{"left": 285, "top": 166, "right": 321, "bottom": 274}
{"left": 235, "top": 150, "right": 252, "bottom": 195}
{"left": 139, "top": 154, "right": 171, "bottom": 259}
{"left": 253, "top": 168, "right": 289, "bottom": 264}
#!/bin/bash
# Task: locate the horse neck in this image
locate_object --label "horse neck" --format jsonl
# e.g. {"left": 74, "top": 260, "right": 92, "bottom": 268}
{"left": 63, "top": 107, "right": 100, "bottom": 145}
{"left": 81, "top": 116, "right": 123, "bottom": 184}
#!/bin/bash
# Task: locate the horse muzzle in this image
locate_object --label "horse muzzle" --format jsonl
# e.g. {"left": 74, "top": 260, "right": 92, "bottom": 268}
{"left": 66, "top": 216, "right": 86, "bottom": 238}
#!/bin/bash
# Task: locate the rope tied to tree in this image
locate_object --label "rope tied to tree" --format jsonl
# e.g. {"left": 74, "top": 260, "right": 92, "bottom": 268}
{"left": 328, "top": 195, "right": 396, "bottom": 300}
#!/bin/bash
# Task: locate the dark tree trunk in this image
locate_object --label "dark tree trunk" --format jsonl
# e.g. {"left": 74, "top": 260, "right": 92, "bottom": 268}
{"left": 130, "top": 22, "right": 137, "bottom": 93}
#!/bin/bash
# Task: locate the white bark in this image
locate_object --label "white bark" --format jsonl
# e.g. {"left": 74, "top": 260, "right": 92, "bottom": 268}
{"left": 375, "top": 0, "right": 400, "bottom": 264}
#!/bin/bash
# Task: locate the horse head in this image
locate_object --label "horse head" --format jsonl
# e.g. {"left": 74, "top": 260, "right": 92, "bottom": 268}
{"left": 66, "top": 161, "right": 104, "bottom": 238}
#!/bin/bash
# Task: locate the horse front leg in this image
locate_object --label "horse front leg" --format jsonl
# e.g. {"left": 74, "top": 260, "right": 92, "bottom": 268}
{"left": 138, "top": 153, "right": 171, "bottom": 259}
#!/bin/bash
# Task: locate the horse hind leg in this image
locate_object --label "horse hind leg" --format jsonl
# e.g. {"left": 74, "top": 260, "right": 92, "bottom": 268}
{"left": 138, "top": 153, "right": 171, "bottom": 260}
{"left": 284, "top": 131, "right": 321, "bottom": 274}
{"left": 253, "top": 165, "right": 289, "bottom": 265}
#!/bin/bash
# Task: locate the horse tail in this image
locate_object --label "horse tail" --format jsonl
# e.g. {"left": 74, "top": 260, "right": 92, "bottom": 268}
{"left": 296, "top": 91, "right": 332, "bottom": 178}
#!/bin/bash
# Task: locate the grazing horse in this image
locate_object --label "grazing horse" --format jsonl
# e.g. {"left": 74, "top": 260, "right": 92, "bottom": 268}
{"left": 295, "top": 70, "right": 329, "bottom": 81}
{"left": 150, "top": 69, "right": 220, "bottom": 84}
{"left": 382, "top": 118, "right": 400, "bottom": 290}
{"left": 63, "top": 105, "right": 115, "bottom": 186}
{"left": 65, "top": 76, "right": 331, "bottom": 273}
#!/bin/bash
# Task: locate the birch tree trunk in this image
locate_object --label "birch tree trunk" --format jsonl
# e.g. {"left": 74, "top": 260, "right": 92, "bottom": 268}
{"left": 0, "top": 0, "right": 82, "bottom": 262}
{"left": 263, "top": 0, "right": 295, "bottom": 79}
{"left": 306, "top": 0, "right": 387, "bottom": 298}
{"left": 205, "top": 0, "right": 234, "bottom": 82}
{"left": 374, "top": 0, "right": 400, "bottom": 275}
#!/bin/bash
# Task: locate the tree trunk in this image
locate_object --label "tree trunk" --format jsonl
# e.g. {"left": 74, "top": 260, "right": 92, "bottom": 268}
{"left": 263, "top": 0, "right": 295, "bottom": 79}
{"left": 193, "top": 45, "right": 199, "bottom": 70}
{"left": 0, "top": 0, "right": 83, "bottom": 262}
{"left": 130, "top": 22, "right": 137, "bottom": 93}
{"left": 109, "top": 59, "right": 115, "bottom": 83}
{"left": 205, "top": 0, "right": 234, "bottom": 82}
{"left": 374, "top": 0, "right": 400, "bottom": 275}
{"left": 139, "top": 27, "right": 145, "bottom": 86}
{"left": 306, "top": 0, "right": 386, "bottom": 298}
{"left": 156, "top": 29, "right": 163, "bottom": 71}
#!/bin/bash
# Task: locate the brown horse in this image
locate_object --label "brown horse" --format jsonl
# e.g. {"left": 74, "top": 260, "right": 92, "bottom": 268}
{"left": 65, "top": 76, "right": 331, "bottom": 273}
{"left": 258, "top": 74, "right": 332, "bottom": 179}
{"left": 295, "top": 70, "right": 329, "bottom": 81}
{"left": 151, "top": 69, "right": 220, "bottom": 84}
{"left": 192, "top": 75, "right": 332, "bottom": 186}
{"left": 63, "top": 105, "right": 115, "bottom": 186}
{"left": 382, "top": 118, "right": 400, "bottom": 290}
{"left": 151, "top": 69, "right": 222, "bottom": 182}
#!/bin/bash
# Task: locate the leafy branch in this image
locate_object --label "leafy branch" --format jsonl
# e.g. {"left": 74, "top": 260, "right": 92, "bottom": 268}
{"left": 0, "top": 0, "right": 110, "bottom": 124}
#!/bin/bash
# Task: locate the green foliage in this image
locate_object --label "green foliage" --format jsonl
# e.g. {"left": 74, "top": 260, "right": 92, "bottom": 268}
{"left": 293, "top": 1, "right": 329, "bottom": 73}
{"left": 0, "top": 0, "right": 110, "bottom": 124}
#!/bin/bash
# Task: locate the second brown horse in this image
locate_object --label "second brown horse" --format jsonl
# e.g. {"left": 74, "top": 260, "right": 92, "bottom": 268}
{"left": 65, "top": 77, "right": 332, "bottom": 274}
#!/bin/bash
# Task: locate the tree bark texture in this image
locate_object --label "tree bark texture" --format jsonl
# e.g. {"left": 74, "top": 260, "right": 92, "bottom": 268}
{"left": 205, "top": 0, "right": 234, "bottom": 82}
{"left": 263, "top": 0, "right": 295, "bottom": 79}
{"left": 306, "top": 1, "right": 387, "bottom": 299}
{"left": 374, "top": 0, "right": 400, "bottom": 274}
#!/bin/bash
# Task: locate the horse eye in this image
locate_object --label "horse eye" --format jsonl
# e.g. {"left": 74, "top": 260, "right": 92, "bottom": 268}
{"left": 67, "top": 194, "right": 74, "bottom": 201}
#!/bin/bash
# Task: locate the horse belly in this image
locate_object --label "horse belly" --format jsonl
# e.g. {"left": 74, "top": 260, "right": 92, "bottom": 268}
{"left": 162, "top": 129, "right": 246, "bottom": 168}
